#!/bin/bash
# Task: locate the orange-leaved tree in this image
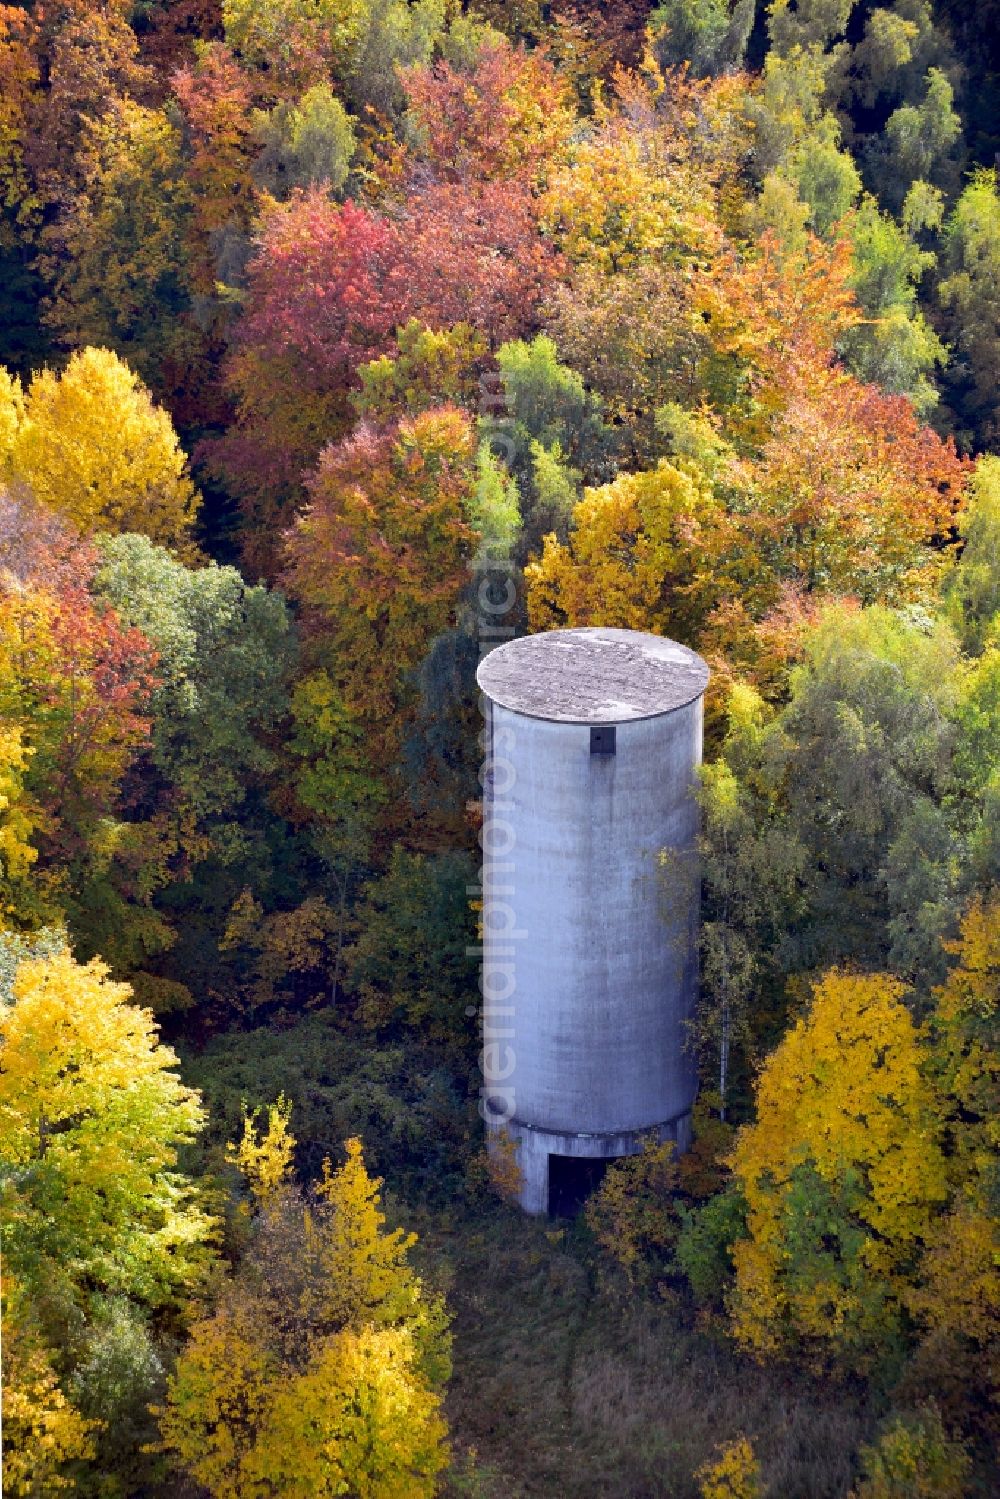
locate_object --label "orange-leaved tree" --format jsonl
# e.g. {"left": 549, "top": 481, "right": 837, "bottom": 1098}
{"left": 401, "top": 34, "right": 575, "bottom": 188}
{"left": 284, "top": 405, "right": 478, "bottom": 782}
{"left": 0, "top": 571, "right": 158, "bottom": 926}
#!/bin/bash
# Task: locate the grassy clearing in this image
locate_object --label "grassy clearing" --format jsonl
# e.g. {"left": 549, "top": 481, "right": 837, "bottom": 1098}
{"left": 419, "top": 1203, "right": 872, "bottom": 1499}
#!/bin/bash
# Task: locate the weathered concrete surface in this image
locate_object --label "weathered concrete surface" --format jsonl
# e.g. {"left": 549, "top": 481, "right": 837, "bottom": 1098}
{"left": 477, "top": 626, "right": 709, "bottom": 723}
{"left": 496, "top": 1115, "right": 695, "bottom": 1216}
{"left": 477, "top": 629, "right": 707, "bottom": 1215}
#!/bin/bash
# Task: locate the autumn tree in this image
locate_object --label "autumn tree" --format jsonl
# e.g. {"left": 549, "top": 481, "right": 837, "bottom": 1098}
{"left": 0, "top": 483, "right": 85, "bottom": 590}
{"left": 219, "top": 889, "right": 341, "bottom": 1017}
{"left": 25, "top": 2, "right": 150, "bottom": 216}
{"left": 395, "top": 177, "right": 564, "bottom": 347}
{"left": 694, "top": 231, "right": 863, "bottom": 429}
{"left": 715, "top": 348, "right": 966, "bottom": 609}
{"left": 44, "top": 99, "right": 193, "bottom": 386}
{"left": 1, "top": 1277, "right": 96, "bottom": 1498}
{"left": 1, "top": 943, "right": 216, "bottom": 1489}
{"left": 547, "top": 232, "right": 968, "bottom": 638}
{"left": 526, "top": 459, "right": 723, "bottom": 644}
{"left": 727, "top": 969, "right": 949, "bottom": 1372}
{"left": 944, "top": 455, "right": 1000, "bottom": 654}
{"left": 545, "top": 260, "right": 713, "bottom": 463}
{"left": 0, "top": 935, "right": 220, "bottom": 1482}
{"left": 217, "top": 192, "right": 406, "bottom": 557}
{"left": 226, "top": 1093, "right": 296, "bottom": 1202}
{"left": 696, "top": 1436, "right": 761, "bottom": 1499}
{"left": 284, "top": 407, "right": 478, "bottom": 777}
{"left": 908, "top": 899, "right": 1000, "bottom": 1423}
{"left": 541, "top": 84, "right": 722, "bottom": 276}
{"left": 535, "top": 100, "right": 766, "bottom": 456}
{"left": 159, "top": 1119, "right": 449, "bottom": 1498}
{"left": 5, "top": 348, "right": 199, "bottom": 546}
{"left": 401, "top": 35, "right": 575, "bottom": 187}
{"left": 219, "top": 163, "right": 559, "bottom": 568}
{"left": 172, "top": 41, "right": 259, "bottom": 290}
{"left": 0, "top": 5, "right": 40, "bottom": 245}
{"left": 851, "top": 1408, "right": 971, "bottom": 1499}
{"left": 222, "top": 0, "right": 363, "bottom": 86}
{"left": 1, "top": 946, "right": 214, "bottom": 1303}
{"left": 169, "top": 41, "right": 260, "bottom": 419}
{"left": 354, "top": 319, "right": 485, "bottom": 424}
{"left": 0, "top": 722, "right": 38, "bottom": 925}
{"left": 137, "top": 0, "right": 224, "bottom": 81}
{"left": 230, "top": 190, "right": 407, "bottom": 424}
{"left": 938, "top": 168, "right": 1000, "bottom": 449}
{"left": 0, "top": 571, "right": 158, "bottom": 930}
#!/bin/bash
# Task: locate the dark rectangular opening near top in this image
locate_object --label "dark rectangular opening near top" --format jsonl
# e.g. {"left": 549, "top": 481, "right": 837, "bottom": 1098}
{"left": 548, "top": 1154, "right": 611, "bottom": 1217}
{"left": 590, "top": 725, "right": 616, "bottom": 756}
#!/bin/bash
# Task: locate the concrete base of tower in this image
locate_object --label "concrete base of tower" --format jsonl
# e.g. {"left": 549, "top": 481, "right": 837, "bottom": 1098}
{"left": 487, "top": 1113, "right": 693, "bottom": 1217}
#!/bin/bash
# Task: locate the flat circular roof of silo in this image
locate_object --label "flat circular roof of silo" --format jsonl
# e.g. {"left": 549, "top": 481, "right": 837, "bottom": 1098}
{"left": 477, "top": 628, "right": 709, "bottom": 723}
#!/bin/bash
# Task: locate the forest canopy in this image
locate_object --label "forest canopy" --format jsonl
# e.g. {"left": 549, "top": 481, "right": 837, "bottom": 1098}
{"left": 1, "top": 1, "right": 998, "bottom": 1495}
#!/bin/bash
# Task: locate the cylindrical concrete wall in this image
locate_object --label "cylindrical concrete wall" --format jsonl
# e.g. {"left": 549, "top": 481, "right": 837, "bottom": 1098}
{"left": 476, "top": 628, "right": 708, "bottom": 1215}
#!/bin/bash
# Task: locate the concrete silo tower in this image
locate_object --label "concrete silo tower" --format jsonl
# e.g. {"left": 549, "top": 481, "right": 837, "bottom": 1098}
{"left": 476, "top": 627, "right": 709, "bottom": 1216}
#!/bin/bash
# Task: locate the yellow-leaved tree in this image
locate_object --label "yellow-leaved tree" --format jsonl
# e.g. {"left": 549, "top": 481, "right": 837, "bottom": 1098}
{"left": 540, "top": 84, "right": 722, "bottom": 274}
{"left": 727, "top": 970, "right": 949, "bottom": 1371}
{"left": 906, "top": 898, "right": 1000, "bottom": 1419}
{"left": 526, "top": 460, "right": 723, "bottom": 645}
{"left": 0, "top": 1277, "right": 97, "bottom": 1498}
{"left": 226, "top": 1093, "right": 296, "bottom": 1207}
{"left": 0, "top": 948, "right": 215, "bottom": 1313}
{"left": 246, "top": 1324, "right": 448, "bottom": 1499}
{"left": 159, "top": 1113, "right": 450, "bottom": 1498}
{"left": 0, "top": 364, "right": 24, "bottom": 463}
{"left": 0, "top": 725, "right": 38, "bottom": 921}
{"left": 584, "top": 1136, "right": 680, "bottom": 1292}
{"left": 696, "top": 1436, "right": 761, "bottom": 1499}
{"left": 3, "top": 348, "right": 199, "bottom": 547}
{"left": 0, "top": 946, "right": 216, "bottom": 1492}
{"left": 851, "top": 1407, "right": 971, "bottom": 1499}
